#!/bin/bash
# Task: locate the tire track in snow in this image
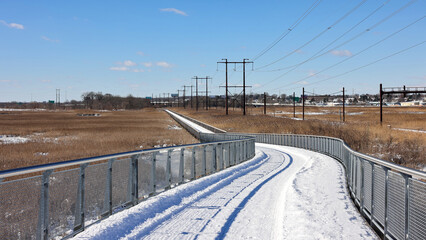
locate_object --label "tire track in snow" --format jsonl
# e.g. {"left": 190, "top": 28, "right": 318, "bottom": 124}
{"left": 125, "top": 148, "right": 292, "bottom": 239}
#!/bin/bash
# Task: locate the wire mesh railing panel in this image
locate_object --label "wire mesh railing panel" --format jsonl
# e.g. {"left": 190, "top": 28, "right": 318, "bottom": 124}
{"left": 356, "top": 158, "right": 362, "bottom": 200}
{"left": 194, "top": 147, "right": 204, "bottom": 178}
{"left": 373, "top": 165, "right": 386, "bottom": 226}
{"left": 0, "top": 176, "right": 42, "bottom": 240}
{"left": 387, "top": 171, "right": 406, "bottom": 240}
{"left": 409, "top": 179, "right": 426, "bottom": 240}
{"left": 154, "top": 151, "right": 168, "bottom": 191}
{"left": 138, "top": 153, "right": 153, "bottom": 198}
{"left": 112, "top": 158, "right": 131, "bottom": 209}
{"left": 205, "top": 145, "right": 214, "bottom": 175}
{"left": 170, "top": 149, "right": 182, "bottom": 185}
{"left": 84, "top": 162, "right": 107, "bottom": 226}
{"left": 183, "top": 147, "right": 194, "bottom": 181}
{"left": 48, "top": 168, "right": 79, "bottom": 239}
{"left": 363, "top": 160, "right": 373, "bottom": 213}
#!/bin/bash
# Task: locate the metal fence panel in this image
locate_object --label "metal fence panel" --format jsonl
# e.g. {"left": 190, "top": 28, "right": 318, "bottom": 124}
{"left": 0, "top": 175, "right": 42, "bottom": 240}
{"left": 409, "top": 179, "right": 426, "bottom": 240}
{"left": 48, "top": 168, "right": 79, "bottom": 239}
{"left": 387, "top": 171, "right": 406, "bottom": 240}
{"left": 112, "top": 158, "right": 131, "bottom": 209}
{"left": 363, "top": 160, "right": 372, "bottom": 213}
{"left": 373, "top": 165, "right": 386, "bottom": 226}
{"left": 84, "top": 162, "right": 107, "bottom": 224}
{"left": 138, "top": 153, "right": 153, "bottom": 198}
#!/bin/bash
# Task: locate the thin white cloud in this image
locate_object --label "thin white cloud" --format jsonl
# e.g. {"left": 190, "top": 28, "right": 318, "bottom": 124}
{"left": 295, "top": 49, "right": 304, "bottom": 54}
{"left": 330, "top": 50, "right": 352, "bottom": 57}
{"left": 142, "top": 62, "right": 153, "bottom": 67}
{"left": 41, "top": 36, "right": 60, "bottom": 43}
{"left": 41, "top": 79, "right": 51, "bottom": 83}
{"left": 298, "top": 81, "right": 309, "bottom": 85}
{"left": 253, "top": 83, "right": 262, "bottom": 88}
{"left": 137, "top": 51, "right": 145, "bottom": 56}
{"left": 156, "top": 61, "right": 173, "bottom": 68}
{"left": 132, "top": 69, "right": 145, "bottom": 73}
{"left": 0, "top": 20, "right": 24, "bottom": 30}
{"left": 123, "top": 60, "right": 137, "bottom": 66}
{"left": 200, "top": 64, "right": 206, "bottom": 68}
{"left": 160, "top": 8, "right": 188, "bottom": 16}
{"left": 109, "top": 66, "right": 129, "bottom": 71}
{"left": 0, "top": 79, "right": 11, "bottom": 83}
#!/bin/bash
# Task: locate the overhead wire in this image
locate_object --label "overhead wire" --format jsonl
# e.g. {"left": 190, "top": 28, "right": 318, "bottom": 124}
{"left": 270, "top": 40, "right": 426, "bottom": 92}
{"left": 252, "top": 0, "right": 322, "bottom": 61}
{"left": 256, "top": 0, "right": 392, "bottom": 74}
{"left": 255, "top": 9, "right": 424, "bottom": 92}
{"left": 256, "top": 0, "right": 368, "bottom": 70}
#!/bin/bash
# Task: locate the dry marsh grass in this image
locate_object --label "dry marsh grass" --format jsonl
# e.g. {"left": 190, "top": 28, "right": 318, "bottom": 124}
{"left": 175, "top": 106, "right": 425, "bottom": 170}
{"left": 0, "top": 109, "right": 197, "bottom": 171}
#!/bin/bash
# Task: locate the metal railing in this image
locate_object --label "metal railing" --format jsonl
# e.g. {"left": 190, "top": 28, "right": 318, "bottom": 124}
{"left": 224, "top": 132, "right": 425, "bottom": 240}
{"left": 0, "top": 135, "right": 255, "bottom": 239}
{"left": 164, "top": 110, "right": 426, "bottom": 240}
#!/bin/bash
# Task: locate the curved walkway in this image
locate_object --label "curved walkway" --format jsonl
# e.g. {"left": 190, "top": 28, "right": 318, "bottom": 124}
{"left": 72, "top": 143, "right": 376, "bottom": 240}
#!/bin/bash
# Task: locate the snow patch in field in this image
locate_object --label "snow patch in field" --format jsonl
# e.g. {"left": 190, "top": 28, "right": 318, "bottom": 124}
{"left": 0, "top": 135, "right": 30, "bottom": 144}
{"left": 0, "top": 108, "right": 47, "bottom": 111}
{"left": 167, "top": 125, "right": 182, "bottom": 130}
{"left": 393, "top": 128, "right": 426, "bottom": 134}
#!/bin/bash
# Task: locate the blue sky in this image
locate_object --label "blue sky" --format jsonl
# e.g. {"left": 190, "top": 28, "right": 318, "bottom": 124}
{"left": 1, "top": 0, "right": 425, "bottom": 102}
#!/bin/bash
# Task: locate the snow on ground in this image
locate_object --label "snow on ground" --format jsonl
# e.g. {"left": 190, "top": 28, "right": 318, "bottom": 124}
{"left": 165, "top": 110, "right": 213, "bottom": 134}
{"left": 72, "top": 144, "right": 376, "bottom": 240}
{"left": 0, "top": 135, "right": 30, "bottom": 144}
{"left": 0, "top": 108, "right": 47, "bottom": 111}
{"left": 393, "top": 128, "right": 426, "bottom": 134}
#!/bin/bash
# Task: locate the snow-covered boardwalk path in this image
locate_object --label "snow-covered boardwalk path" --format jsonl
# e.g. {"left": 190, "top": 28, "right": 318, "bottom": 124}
{"left": 73, "top": 144, "right": 376, "bottom": 239}
{"left": 73, "top": 111, "right": 376, "bottom": 239}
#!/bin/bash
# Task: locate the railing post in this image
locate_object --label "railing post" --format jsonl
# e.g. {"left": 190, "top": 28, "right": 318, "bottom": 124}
{"left": 130, "top": 154, "right": 139, "bottom": 205}
{"left": 191, "top": 147, "right": 196, "bottom": 180}
{"left": 179, "top": 148, "right": 184, "bottom": 184}
{"left": 150, "top": 153, "right": 157, "bottom": 195}
{"left": 360, "top": 159, "right": 365, "bottom": 215}
{"left": 73, "top": 163, "right": 89, "bottom": 232}
{"left": 370, "top": 162, "right": 375, "bottom": 226}
{"left": 165, "top": 150, "right": 172, "bottom": 189}
{"left": 384, "top": 167, "right": 389, "bottom": 240}
{"left": 37, "top": 169, "right": 53, "bottom": 240}
{"left": 202, "top": 145, "right": 207, "bottom": 176}
{"left": 404, "top": 173, "right": 410, "bottom": 240}
{"left": 212, "top": 145, "right": 217, "bottom": 173}
{"left": 103, "top": 158, "right": 115, "bottom": 216}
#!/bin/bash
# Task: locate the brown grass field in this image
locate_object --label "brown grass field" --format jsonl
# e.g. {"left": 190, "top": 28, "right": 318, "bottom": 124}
{"left": 174, "top": 106, "right": 425, "bottom": 170}
{"left": 0, "top": 109, "right": 197, "bottom": 171}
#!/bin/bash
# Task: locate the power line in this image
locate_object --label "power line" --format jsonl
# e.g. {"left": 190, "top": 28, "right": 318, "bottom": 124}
{"left": 256, "top": 0, "right": 368, "bottom": 70}
{"left": 252, "top": 0, "right": 322, "bottom": 61}
{"left": 255, "top": 0, "right": 392, "bottom": 74}
{"left": 273, "top": 40, "right": 426, "bottom": 92}
{"left": 260, "top": 15, "right": 425, "bottom": 91}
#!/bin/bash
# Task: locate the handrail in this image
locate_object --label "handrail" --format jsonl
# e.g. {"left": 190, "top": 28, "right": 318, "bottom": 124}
{"left": 0, "top": 138, "right": 250, "bottom": 180}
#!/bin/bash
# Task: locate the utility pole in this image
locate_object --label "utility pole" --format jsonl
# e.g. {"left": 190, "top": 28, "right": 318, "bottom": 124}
{"left": 380, "top": 83, "right": 383, "bottom": 124}
{"left": 342, "top": 87, "right": 345, "bottom": 122}
{"left": 218, "top": 58, "right": 253, "bottom": 115}
{"left": 302, "top": 88, "right": 305, "bottom": 120}
{"left": 177, "top": 90, "right": 184, "bottom": 108}
{"left": 193, "top": 77, "right": 211, "bottom": 111}
{"left": 56, "top": 89, "right": 60, "bottom": 108}
{"left": 264, "top": 92, "right": 267, "bottom": 115}
{"left": 183, "top": 85, "right": 192, "bottom": 109}
{"left": 218, "top": 58, "right": 229, "bottom": 115}
{"left": 293, "top": 92, "right": 296, "bottom": 118}
{"left": 205, "top": 77, "right": 209, "bottom": 110}
{"left": 193, "top": 77, "right": 199, "bottom": 111}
